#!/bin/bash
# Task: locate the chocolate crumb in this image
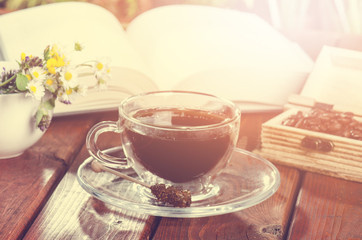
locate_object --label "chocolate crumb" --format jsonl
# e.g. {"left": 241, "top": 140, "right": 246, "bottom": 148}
{"left": 150, "top": 184, "right": 192, "bottom": 208}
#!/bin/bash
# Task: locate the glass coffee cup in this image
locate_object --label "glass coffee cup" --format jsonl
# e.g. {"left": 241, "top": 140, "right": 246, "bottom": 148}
{"left": 86, "top": 91, "right": 241, "bottom": 201}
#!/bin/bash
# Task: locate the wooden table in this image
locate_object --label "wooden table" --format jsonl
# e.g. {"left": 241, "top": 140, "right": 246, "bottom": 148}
{"left": 1, "top": 108, "right": 361, "bottom": 240}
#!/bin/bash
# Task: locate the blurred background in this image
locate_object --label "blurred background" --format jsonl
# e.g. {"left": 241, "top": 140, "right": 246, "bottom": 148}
{"left": 0, "top": 0, "right": 361, "bottom": 60}
{"left": 0, "top": 0, "right": 361, "bottom": 34}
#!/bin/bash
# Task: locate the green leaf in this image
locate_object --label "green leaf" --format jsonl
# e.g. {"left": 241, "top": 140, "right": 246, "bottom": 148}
{"left": 43, "top": 45, "right": 50, "bottom": 61}
{"left": 42, "top": 99, "right": 55, "bottom": 111}
{"left": 15, "top": 74, "right": 28, "bottom": 91}
{"left": 35, "top": 109, "right": 44, "bottom": 126}
{"left": 74, "top": 42, "right": 83, "bottom": 51}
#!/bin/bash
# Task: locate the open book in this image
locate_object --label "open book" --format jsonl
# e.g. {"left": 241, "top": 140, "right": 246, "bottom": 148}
{"left": 0, "top": 2, "right": 314, "bottom": 115}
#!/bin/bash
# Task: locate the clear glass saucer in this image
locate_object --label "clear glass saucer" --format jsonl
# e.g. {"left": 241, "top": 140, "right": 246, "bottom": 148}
{"left": 77, "top": 147, "right": 280, "bottom": 218}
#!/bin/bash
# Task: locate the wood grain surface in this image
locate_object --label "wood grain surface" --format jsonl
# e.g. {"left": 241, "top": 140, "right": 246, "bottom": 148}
{"left": 0, "top": 112, "right": 99, "bottom": 240}
{"left": 287, "top": 172, "right": 362, "bottom": 240}
{"left": 152, "top": 165, "right": 301, "bottom": 240}
{"left": 24, "top": 143, "right": 158, "bottom": 240}
{"left": 24, "top": 111, "right": 159, "bottom": 240}
{"left": 24, "top": 110, "right": 304, "bottom": 240}
{"left": 2, "top": 109, "right": 361, "bottom": 240}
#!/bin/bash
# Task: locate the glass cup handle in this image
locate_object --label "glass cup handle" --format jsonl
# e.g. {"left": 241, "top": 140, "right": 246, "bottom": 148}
{"left": 86, "top": 121, "right": 129, "bottom": 169}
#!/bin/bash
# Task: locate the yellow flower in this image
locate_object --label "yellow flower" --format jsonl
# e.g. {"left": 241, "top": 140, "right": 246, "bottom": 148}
{"left": 21, "top": 52, "right": 26, "bottom": 61}
{"left": 55, "top": 55, "right": 65, "bottom": 67}
{"left": 20, "top": 53, "right": 33, "bottom": 61}
{"left": 46, "top": 58, "right": 57, "bottom": 74}
{"left": 49, "top": 44, "right": 67, "bottom": 67}
{"left": 50, "top": 44, "right": 60, "bottom": 56}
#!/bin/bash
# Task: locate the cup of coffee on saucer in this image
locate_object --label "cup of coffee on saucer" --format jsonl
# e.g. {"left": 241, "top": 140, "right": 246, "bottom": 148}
{"left": 86, "top": 91, "right": 241, "bottom": 202}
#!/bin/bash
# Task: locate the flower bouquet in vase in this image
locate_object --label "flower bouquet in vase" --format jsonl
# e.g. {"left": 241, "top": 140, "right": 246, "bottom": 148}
{"left": 0, "top": 43, "right": 110, "bottom": 159}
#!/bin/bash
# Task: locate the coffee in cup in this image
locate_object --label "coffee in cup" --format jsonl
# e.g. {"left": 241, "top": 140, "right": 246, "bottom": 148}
{"left": 86, "top": 91, "right": 241, "bottom": 201}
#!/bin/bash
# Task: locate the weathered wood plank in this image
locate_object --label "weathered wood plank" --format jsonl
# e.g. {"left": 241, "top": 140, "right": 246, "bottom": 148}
{"left": 0, "top": 149, "right": 64, "bottom": 240}
{"left": 287, "top": 172, "right": 362, "bottom": 240}
{"left": 0, "top": 112, "right": 98, "bottom": 240}
{"left": 153, "top": 165, "right": 301, "bottom": 240}
{"left": 24, "top": 111, "right": 159, "bottom": 240}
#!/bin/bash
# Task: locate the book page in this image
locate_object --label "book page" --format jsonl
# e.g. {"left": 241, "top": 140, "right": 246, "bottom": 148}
{"left": 125, "top": 5, "right": 314, "bottom": 107}
{"left": 0, "top": 2, "right": 150, "bottom": 75}
{"left": 301, "top": 46, "right": 362, "bottom": 108}
{"left": 175, "top": 66, "right": 308, "bottom": 106}
{"left": 54, "top": 66, "right": 159, "bottom": 116}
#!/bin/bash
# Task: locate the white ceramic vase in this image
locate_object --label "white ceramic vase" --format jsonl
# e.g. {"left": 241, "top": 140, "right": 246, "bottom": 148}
{"left": 0, "top": 92, "right": 46, "bottom": 159}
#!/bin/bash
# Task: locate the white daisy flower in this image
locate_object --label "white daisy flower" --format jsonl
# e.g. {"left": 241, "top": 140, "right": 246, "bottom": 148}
{"left": 93, "top": 58, "right": 111, "bottom": 78}
{"left": 92, "top": 58, "right": 111, "bottom": 89}
{"left": 26, "top": 80, "right": 45, "bottom": 101}
{"left": 44, "top": 76, "right": 58, "bottom": 93}
{"left": 58, "top": 88, "right": 75, "bottom": 104}
{"left": 59, "top": 85, "right": 87, "bottom": 104}
{"left": 29, "top": 67, "right": 46, "bottom": 82}
{"left": 60, "top": 67, "right": 79, "bottom": 89}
